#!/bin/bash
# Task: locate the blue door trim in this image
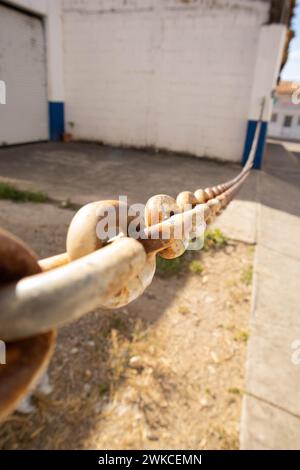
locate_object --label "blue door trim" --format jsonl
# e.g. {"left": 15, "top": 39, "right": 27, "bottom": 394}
{"left": 242, "top": 119, "right": 268, "bottom": 170}
{"left": 49, "top": 102, "right": 65, "bottom": 141}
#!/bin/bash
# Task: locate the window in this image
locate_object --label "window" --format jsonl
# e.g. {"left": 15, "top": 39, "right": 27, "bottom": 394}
{"left": 283, "top": 115, "right": 293, "bottom": 127}
{"left": 271, "top": 113, "right": 278, "bottom": 123}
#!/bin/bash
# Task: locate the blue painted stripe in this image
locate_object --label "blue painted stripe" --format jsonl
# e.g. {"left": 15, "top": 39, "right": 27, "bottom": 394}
{"left": 242, "top": 119, "right": 268, "bottom": 170}
{"left": 48, "top": 102, "right": 65, "bottom": 141}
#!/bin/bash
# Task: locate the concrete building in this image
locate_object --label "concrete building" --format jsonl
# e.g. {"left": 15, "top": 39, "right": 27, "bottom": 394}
{"left": 268, "top": 81, "right": 300, "bottom": 141}
{"left": 0, "top": 1, "right": 292, "bottom": 166}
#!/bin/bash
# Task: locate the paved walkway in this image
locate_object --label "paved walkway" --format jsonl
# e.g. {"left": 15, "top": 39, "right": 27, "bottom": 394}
{"left": 240, "top": 141, "right": 300, "bottom": 449}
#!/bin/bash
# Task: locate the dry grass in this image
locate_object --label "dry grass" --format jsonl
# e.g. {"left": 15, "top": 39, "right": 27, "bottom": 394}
{"left": 0, "top": 225, "right": 254, "bottom": 450}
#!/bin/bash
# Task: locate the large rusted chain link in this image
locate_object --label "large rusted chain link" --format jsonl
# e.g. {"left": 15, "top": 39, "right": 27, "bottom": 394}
{"left": 0, "top": 116, "right": 262, "bottom": 343}
{"left": 0, "top": 230, "right": 56, "bottom": 420}
{"left": 0, "top": 237, "right": 147, "bottom": 341}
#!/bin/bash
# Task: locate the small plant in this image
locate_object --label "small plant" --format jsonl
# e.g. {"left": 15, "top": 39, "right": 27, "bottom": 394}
{"left": 241, "top": 266, "right": 253, "bottom": 286}
{"left": 189, "top": 260, "right": 204, "bottom": 274}
{"left": 204, "top": 228, "right": 228, "bottom": 251}
{"left": 156, "top": 255, "right": 185, "bottom": 277}
{"left": 223, "top": 323, "right": 235, "bottom": 332}
{"left": 109, "top": 329, "right": 129, "bottom": 383}
{"left": 228, "top": 387, "right": 243, "bottom": 396}
{"left": 0, "top": 182, "right": 49, "bottom": 203}
{"left": 214, "top": 425, "right": 239, "bottom": 450}
{"left": 233, "top": 329, "right": 249, "bottom": 343}
{"left": 98, "top": 383, "right": 109, "bottom": 396}
{"left": 205, "top": 388, "right": 216, "bottom": 399}
{"left": 178, "top": 305, "right": 190, "bottom": 315}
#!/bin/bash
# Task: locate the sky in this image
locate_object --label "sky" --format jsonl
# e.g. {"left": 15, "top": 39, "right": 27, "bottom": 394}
{"left": 281, "top": 0, "right": 300, "bottom": 81}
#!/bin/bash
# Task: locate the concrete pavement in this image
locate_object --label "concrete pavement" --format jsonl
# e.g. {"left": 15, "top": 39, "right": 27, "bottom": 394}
{"left": 240, "top": 142, "right": 300, "bottom": 449}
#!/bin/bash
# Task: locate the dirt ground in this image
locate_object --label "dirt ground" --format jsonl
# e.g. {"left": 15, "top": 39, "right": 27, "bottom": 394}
{"left": 0, "top": 199, "right": 253, "bottom": 450}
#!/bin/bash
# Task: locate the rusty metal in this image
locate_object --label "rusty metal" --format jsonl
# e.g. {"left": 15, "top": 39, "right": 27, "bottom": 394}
{"left": 194, "top": 188, "right": 206, "bottom": 204}
{"left": 0, "top": 237, "right": 146, "bottom": 342}
{"left": 145, "top": 194, "right": 189, "bottom": 259}
{"left": 39, "top": 252, "right": 69, "bottom": 272}
{"left": 142, "top": 204, "right": 205, "bottom": 256}
{"left": 145, "top": 194, "right": 181, "bottom": 226}
{"left": 0, "top": 231, "right": 56, "bottom": 421}
{"left": 0, "top": 229, "right": 41, "bottom": 283}
{"left": 67, "top": 199, "right": 132, "bottom": 261}
{"left": 103, "top": 254, "right": 156, "bottom": 309}
{"left": 0, "top": 331, "right": 56, "bottom": 422}
{"left": 176, "top": 191, "right": 198, "bottom": 210}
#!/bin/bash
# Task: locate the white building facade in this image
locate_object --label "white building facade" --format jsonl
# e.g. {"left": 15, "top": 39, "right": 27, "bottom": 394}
{"left": 0, "top": 0, "right": 289, "bottom": 167}
{"left": 268, "top": 81, "right": 300, "bottom": 141}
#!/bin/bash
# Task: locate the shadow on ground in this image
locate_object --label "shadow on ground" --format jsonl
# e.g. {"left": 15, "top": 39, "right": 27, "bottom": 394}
{"left": 261, "top": 142, "right": 300, "bottom": 217}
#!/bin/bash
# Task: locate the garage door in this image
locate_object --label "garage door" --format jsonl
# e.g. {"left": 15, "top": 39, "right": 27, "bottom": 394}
{"left": 0, "top": 4, "right": 48, "bottom": 145}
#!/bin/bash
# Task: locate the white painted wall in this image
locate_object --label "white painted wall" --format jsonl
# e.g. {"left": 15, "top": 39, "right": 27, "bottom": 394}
{"left": 46, "top": 0, "right": 64, "bottom": 102}
{"left": 62, "top": 0, "right": 269, "bottom": 162}
{"left": 2, "top": 0, "right": 289, "bottom": 155}
{"left": 248, "top": 24, "right": 286, "bottom": 122}
{"left": 3, "top": 0, "right": 48, "bottom": 16}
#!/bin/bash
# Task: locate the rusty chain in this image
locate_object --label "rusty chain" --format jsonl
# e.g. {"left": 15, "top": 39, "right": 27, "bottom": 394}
{"left": 0, "top": 115, "right": 261, "bottom": 343}
{"left": 0, "top": 95, "right": 264, "bottom": 342}
{"left": 0, "top": 109, "right": 263, "bottom": 420}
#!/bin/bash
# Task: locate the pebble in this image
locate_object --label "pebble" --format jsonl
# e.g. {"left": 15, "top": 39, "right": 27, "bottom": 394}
{"left": 129, "top": 356, "right": 143, "bottom": 369}
{"left": 199, "top": 437, "right": 207, "bottom": 447}
{"left": 94, "top": 402, "right": 102, "bottom": 413}
{"left": 207, "top": 365, "right": 216, "bottom": 375}
{"left": 147, "top": 432, "right": 159, "bottom": 441}
{"left": 200, "top": 397, "right": 208, "bottom": 407}
{"left": 210, "top": 351, "right": 219, "bottom": 363}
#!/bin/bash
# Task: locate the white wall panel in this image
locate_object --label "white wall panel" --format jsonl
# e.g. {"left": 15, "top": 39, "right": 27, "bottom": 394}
{"left": 0, "top": 4, "right": 48, "bottom": 145}
{"left": 63, "top": 0, "right": 269, "bottom": 161}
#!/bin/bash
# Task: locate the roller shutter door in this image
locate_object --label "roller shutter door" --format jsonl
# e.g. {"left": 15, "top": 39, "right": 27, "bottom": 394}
{"left": 0, "top": 4, "right": 48, "bottom": 145}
